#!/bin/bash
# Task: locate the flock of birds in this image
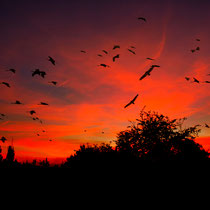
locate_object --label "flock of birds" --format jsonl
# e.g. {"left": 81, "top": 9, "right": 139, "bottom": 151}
{"left": 0, "top": 56, "right": 57, "bottom": 143}
{"left": 0, "top": 16, "right": 210, "bottom": 144}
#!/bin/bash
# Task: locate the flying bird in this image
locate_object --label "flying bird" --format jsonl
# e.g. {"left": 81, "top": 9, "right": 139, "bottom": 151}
{"left": 0, "top": 114, "right": 5, "bottom": 117}
{"left": 12, "top": 100, "right": 22, "bottom": 105}
{"left": 196, "top": 39, "right": 200, "bottom": 41}
{"left": 39, "top": 102, "right": 49, "bottom": 106}
{"left": 185, "top": 77, "right": 190, "bottom": 81}
{"left": 49, "top": 81, "right": 57, "bottom": 85}
{"left": 6, "top": 69, "right": 16, "bottom": 74}
{"left": 205, "top": 123, "right": 210, "bottom": 128}
{"left": 32, "top": 69, "right": 41, "bottom": 77}
{"left": 80, "top": 50, "right": 86, "bottom": 53}
{"left": 146, "top": 57, "right": 155, "bottom": 60}
{"left": 98, "top": 64, "right": 110, "bottom": 68}
{"left": 102, "top": 50, "right": 108, "bottom": 54}
{"left": 97, "top": 54, "right": 103, "bottom": 57}
{"left": 113, "top": 45, "right": 120, "bottom": 50}
{"left": 128, "top": 49, "right": 136, "bottom": 55}
{"left": 29, "top": 110, "right": 36, "bottom": 115}
{"left": 40, "top": 71, "right": 46, "bottom": 78}
{"left": 196, "top": 47, "right": 200, "bottom": 51}
{"left": 191, "top": 49, "right": 196, "bottom": 53}
{"left": 139, "top": 65, "right": 160, "bottom": 81}
{"left": 138, "top": 17, "right": 146, "bottom": 22}
{"left": 0, "top": 82, "right": 10, "bottom": 88}
{"left": 48, "top": 56, "right": 55, "bottom": 65}
{"left": 0, "top": 136, "right": 7, "bottom": 143}
{"left": 193, "top": 77, "right": 200, "bottom": 83}
{"left": 130, "top": 46, "right": 136, "bottom": 49}
{"left": 113, "top": 54, "right": 120, "bottom": 62}
{"left": 203, "top": 81, "right": 210, "bottom": 83}
{"left": 124, "top": 94, "right": 139, "bottom": 109}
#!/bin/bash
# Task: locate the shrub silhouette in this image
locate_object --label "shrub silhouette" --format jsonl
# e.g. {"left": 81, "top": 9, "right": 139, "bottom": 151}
{"left": 63, "top": 143, "right": 118, "bottom": 170}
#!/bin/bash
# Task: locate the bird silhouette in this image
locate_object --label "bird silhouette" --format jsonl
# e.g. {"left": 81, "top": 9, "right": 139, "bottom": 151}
{"left": 138, "top": 17, "right": 146, "bottom": 22}
{"left": 0, "top": 114, "right": 5, "bottom": 117}
{"left": 185, "top": 77, "right": 190, "bottom": 81}
{"left": 80, "top": 50, "right": 86, "bottom": 53}
{"left": 203, "top": 81, "right": 210, "bottom": 83}
{"left": 128, "top": 49, "right": 136, "bottom": 55}
{"left": 98, "top": 54, "right": 103, "bottom": 57}
{"left": 191, "top": 49, "right": 196, "bottom": 53}
{"left": 48, "top": 81, "right": 57, "bottom": 85}
{"left": 102, "top": 50, "right": 108, "bottom": 54}
{"left": 32, "top": 69, "right": 41, "bottom": 77}
{"left": 146, "top": 57, "right": 155, "bottom": 60}
{"left": 6, "top": 69, "right": 16, "bottom": 74}
{"left": 193, "top": 77, "right": 200, "bottom": 83}
{"left": 196, "top": 46, "right": 200, "bottom": 51}
{"left": 49, "top": 139, "right": 52, "bottom": 142}
{"left": 139, "top": 65, "right": 160, "bottom": 81}
{"left": 205, "top": 123, "right": 210, "bottom": 128}
{"left": 1, "top": 82, "right": 10, "bottom": 88}
{"left": 98, "top": 64, "right": 110, "bottom": 68}
{"left": 0, "top": 136, "right": 7, "bottom": 143}
{"left": 40, "top": 71, "right": 46, "bottom": 78}
{"left": 48, "top": 56, "right": 55, "bottom": 65}
{"left": 39, "top": 102, "right": 49, "bottom": 105}
{"left": 113, "top": 54, "right": 120, "bottom": 62}
{"left": 29, "top": 110, "right": 36, "bottom": 115}
{"left": 113, "top": 45, "right": 120, "bottom": 50}
{"left": 124, "top": 94, "right": 139, "bottom": 108}
{"left": 196, "top": 39, "right": 200, "bottom": 41}
{"left": 32, "top": 69, "right": 46, "bottom": 78}
{"left": 12, "top": 100, "right": 22, "bottom": 105}
{"left": 130, "top": 46, "right": 136, "bottom": 49}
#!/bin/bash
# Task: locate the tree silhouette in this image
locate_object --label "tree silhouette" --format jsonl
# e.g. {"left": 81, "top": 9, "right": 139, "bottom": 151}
{"left": 115, "top": 110, "right": 209, "bottom": 161}
{"left": 6, "top": 145, "right": 15, "bottom": 163}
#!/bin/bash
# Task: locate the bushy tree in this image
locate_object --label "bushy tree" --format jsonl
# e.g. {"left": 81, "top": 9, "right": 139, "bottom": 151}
{"left": 115, "top": 110, "right": 209, "bottom": 161}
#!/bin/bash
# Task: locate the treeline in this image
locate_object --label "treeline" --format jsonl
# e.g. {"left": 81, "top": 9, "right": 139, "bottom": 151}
{"left": 0, "top": 110, "right": 210, "bottom": 170}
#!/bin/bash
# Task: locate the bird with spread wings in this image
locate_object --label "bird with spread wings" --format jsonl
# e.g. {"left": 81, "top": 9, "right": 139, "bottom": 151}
{"left": 48, "top": 56, "right": 55, "bottom": 65}
{"left": 124, "top": 94, "right": 139, "bottom": 108}
{"left": 139, "top": 65, "right": 160, "bottom": 81}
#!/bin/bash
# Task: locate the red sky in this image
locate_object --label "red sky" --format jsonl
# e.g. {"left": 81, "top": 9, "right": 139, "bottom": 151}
{"left": 0, "top": 0, "right": 209, "bottom": 162}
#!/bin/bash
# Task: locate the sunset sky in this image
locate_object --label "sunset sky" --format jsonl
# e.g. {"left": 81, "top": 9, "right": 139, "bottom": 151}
{"left": 0, "top": 0, "right": 210, "bottom": 162}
